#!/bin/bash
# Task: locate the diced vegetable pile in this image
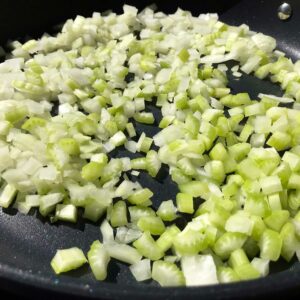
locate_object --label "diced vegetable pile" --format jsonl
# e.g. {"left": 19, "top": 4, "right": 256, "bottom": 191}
{"left": 1, "top": 5, "right": 300, "bottom": 286}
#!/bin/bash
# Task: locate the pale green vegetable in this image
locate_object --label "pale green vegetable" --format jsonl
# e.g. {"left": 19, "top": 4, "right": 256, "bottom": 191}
{"left": 51, "top": 248, "right": 87, "bottom": 274}
{"left": 0, "top": 183, "right": 17, "bottom": 208}
{"left": 1, "top": 4, "right": 300, "bottom": 287}
{"left": 129, "top": 259, "right": 151, "bottom": 282}
{"left": 88, "top": 240, "right": 110, "bottom": 280}
{"left": 152, "top": 260, "right": 185, "bottom": 287}
{"left": 181, "top": 255, "right": 218, "bottom": 286}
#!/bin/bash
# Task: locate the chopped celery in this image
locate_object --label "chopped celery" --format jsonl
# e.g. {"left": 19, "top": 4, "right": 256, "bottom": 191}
{"left": 156, "top": 225, "right": 180, "bottom": 252}
{"left": 51, "top": 247, "right": 87, "bottom": 274}
{"left": 213, "top": 232, "right": 247, "bottom": 259}
{"left": 105, "top": 243, "right": 142, "bottom": 265}
{"left": 181, "top": 255, "right": 218, "bottom": 286}
{"left": 146, "top": 150, "right": 161, "bottom": 177}
{"left": 88, "top": 240, "right": 110, "bottom": 281}
{"left": 234, "top": 263, "right": 260, "bottom": 280}
{"left": 176, "top": 193, "right": 194, "bottom": 214}
{"left": 129, "top": 259, "right": 151, "bottom": 282}
{"left": 280, "top": 222, "right": 298, "bottom": 262}
{"left": 179, "top": 181, "right": 209, "bottom": 198}
{"left": 259, "top": 229, "right": 282, "bottom": 261}
{"left": 264, "top": 210, "right": 289, "bottom": 232}
{"left": 39, "top": 193, "right": 64, "bottom": 217}
{"left": 173, "top": 229, "right": 207, "bottom": 255}
{"left": 133, "top": 232, "right": 164, "bottom": 261}
{"left": 137, "top": 216, "right": 165, "bottom": 235}
{"left": 81, "top": 162, "right": 103, "bottom": 181}
{"left": 228, "top": 249, "right": 250, "bottom": 269}
{"left": 152, "top": 260, "right": 185, "bottom": 287}
{"left": 58, "top": 138, "right": 80, "bottom": 156}
{"left": 134, "top": 112, "right": 155, "bottom": 124}
{"left": 217, "top": 267, "right": 239, "bottom": 283}
{"left": 128, "top": 188, "right": 153, "bottom": 206}
{"left": 55, "top": 204, "right": 77, "bottom": 223}
{"left": 129, "top": 206, "right": 156, "bottom": 223}
{"left": 157, "top": 200, "right": 177, "bottom": 221}
{"left": 0, "top": 183, "right": 17, "bottom": 208}
{"left": 225, "top": 211, "right": 253, "bottom": 235}
{"left": 2, "top": 5, "right": 300, "bottom": 287}
{"left": 110, "top": 201, "right": 128, "bottom": 227}
{"left": 251, "top": 257, "right": 269, "bottom": 277}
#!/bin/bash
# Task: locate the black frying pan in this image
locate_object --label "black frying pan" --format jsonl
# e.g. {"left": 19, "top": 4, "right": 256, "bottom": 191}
{"left": 1, "top": 0, "right": 300, "bottom": 299}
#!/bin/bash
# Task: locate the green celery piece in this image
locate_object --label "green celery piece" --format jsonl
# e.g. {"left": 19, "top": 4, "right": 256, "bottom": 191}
{"left": 55, "top": 204, "right": 77, "bottom": 223}
{"left": 243, "top": 237, "right": 260, "bottom": 258}
{"left": 81, "top": 162, "right": 103, "bottom": 181}
{"left": 129, "top": 206, "right": 156, "bottom": 223}
{"left": 83, "top": 202, "right": 106, "bottom": 222}
{"left": 178, "top": 48, "right": 190, "bottom": 62}
{"left": 131, "top": 157, "right": 147, "bottom": 170}
{"left": 228, "top": 248, "right": 250, "bottom": 269}
{"left": 110, "top": 201, "right": 128, "bottom": 227}
{"left": 288, "top": 190, "right": 300, "bottom": 210}
{"left": 156, "top": 225, "right": 181, "bottom": 252}
{"left": 259, "top": 176, "right": 282, "bottom": 195}
{"left": 173, "top": 229, "right": 207, "bottom": 255}
{"left": 128, "top": 188, "right": 153, "bottom": 206}
{"left": 234, "top": 263, "right": 260, "bottom": 280}
{"left": 51, "top": 247, "right": 87, "bottom": 274}
{"left": 133, "top": 232, "right": 164, "bottom": 261}
{"left": 58, "top": 138, "right": 80, "bottom": 156}
{"left": 280, "top": 222, "right": 298, "bottom": 262}
{"left": 179, "top": 181, "right": 209, "bottom": 198}
{"left": 152, "top": 260, "right": 185, "bottom": 287}
{"left": 287, "top": 173, "right": 300, "bottom": 190}
{"left": 137, "top": 216, "right": 165, "bottom": 235}
{"left": 267, "top": 131, "right": 291, "bottom": 151}
{"left": 220, "top": 93, "right": 252, "bottom": 107}
{"left": 146, "top": 150, "right": 161, "bottom": 177}
{"left": 250, "top": 216, "right": 266, "bottom": 242}
{"left": 22, "top": 117, "right": 47, "bottom": 132}
{"left": 0, "top": 183, "right": 17, "bottom": 208}
{"left": 88, "top": 240, "right": 110, "bottom": 280}
{"left": 264, "top": 210, "right": 289, "bottom": 232}
{"left": 39, "top": 193, "right": 64, "bottom": 217}
{"left": 157, "top": 200, "right": 177, "bottom": 221}
{"left": 228, "top": 143, "right": 251, "bottom": 162}
{"left": 209, "top": 143, "right": 228, "bottom": 161}
{"left": 176, "top": 193, "right": 194, "bottom": 214}
{"left": 213, "top": 232, "right": 247, "bottom": 260}
{"left": 259, "top": 229, "right": 282, "bottom": 261}
{"left": 133, "top": 112, "right": 155, "bottom": 124}
{"left": 217, "top": 267, "right": 240, "bottom": 283}
{"left": 105, "top": 243, "right": 142, "bottom": 265}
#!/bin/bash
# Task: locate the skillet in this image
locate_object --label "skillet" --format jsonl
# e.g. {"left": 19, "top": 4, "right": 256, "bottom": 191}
{"left": 1, "top": 0, "right": 300, "bottom": 299}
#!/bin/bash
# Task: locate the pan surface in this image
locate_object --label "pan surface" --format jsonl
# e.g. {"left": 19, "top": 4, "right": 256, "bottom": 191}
{"left": 1, "top": 0, "right": 300, "bottom": 299}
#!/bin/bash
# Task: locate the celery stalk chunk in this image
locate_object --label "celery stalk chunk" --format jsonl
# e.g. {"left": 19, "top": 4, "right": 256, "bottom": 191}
{"left": 152, "top": 261, "right": 185, "bottom": 287}
{"left": 133, "top": 232, "right": 164, "bottom": 261}
{"left": 3, "top": 5, "right": 300, "bottom": 287}
{"left": 105, "top": 243, "right": 142, "bottom": 265}
{"left": 88, "top": 240, "right": 110, "bottom": 281}
{"left": 51, "top": 247, "right": 87, "bottom": 274}
{"left": 129, "top": 259, "right": 151, "bottom": 282}
{"left": 259, "top": 229, "right": 282, "bottom": 261}
{"left": 181, "top": 255, "right": 218, "bottom": 286}
{"left": 0, "top": 184, "right": 17, "bottom": 208}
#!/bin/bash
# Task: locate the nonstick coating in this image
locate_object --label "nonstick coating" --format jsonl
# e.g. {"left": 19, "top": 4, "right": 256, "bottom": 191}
{"left": 1, "top": 0, "right": 300, "bottom": 299}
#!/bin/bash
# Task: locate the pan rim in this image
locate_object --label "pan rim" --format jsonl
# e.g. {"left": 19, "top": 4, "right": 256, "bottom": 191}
{"left": 0, "top": 260, "right": 299, "bottom": 299}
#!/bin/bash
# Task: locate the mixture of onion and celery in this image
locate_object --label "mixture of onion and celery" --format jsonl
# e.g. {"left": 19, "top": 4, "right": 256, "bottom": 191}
{"left": 1, "top": 5, "right": 300, "bottom": 286}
